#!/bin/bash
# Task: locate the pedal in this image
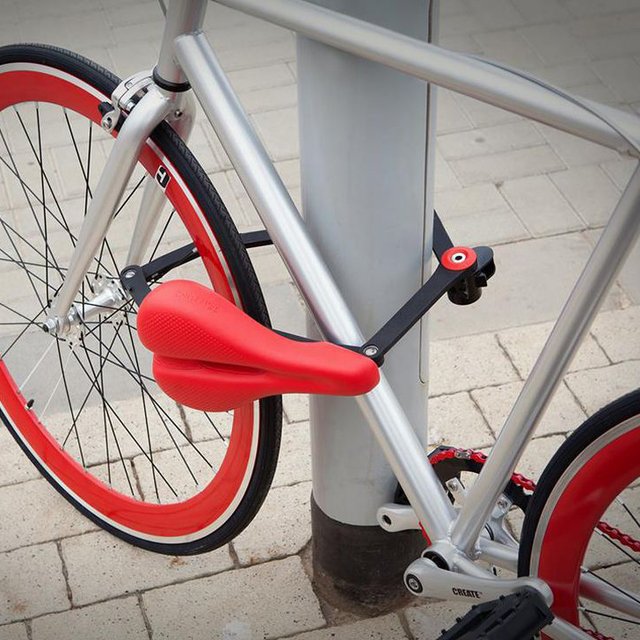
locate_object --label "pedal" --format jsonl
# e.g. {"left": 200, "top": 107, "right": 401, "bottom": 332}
{"left": 435, "top": 588, "right": 554, "bottom": 640}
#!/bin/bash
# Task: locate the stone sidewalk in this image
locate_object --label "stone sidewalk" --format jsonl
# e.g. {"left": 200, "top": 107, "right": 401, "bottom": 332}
{"left": 1, "top": 0, "right": 640, "bottom": 638}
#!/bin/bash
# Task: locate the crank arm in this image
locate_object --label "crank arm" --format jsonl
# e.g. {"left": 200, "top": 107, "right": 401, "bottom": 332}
{"left": 404, "top": 557, "right": 553, "bottom": 606}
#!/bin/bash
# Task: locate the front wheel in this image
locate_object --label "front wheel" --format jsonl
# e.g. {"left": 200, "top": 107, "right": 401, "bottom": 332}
{"left": 0, "top": 44, "right": 282, "bottom": 554}
{"left": 519, "top": 389, "right": 640, "bottom": 639}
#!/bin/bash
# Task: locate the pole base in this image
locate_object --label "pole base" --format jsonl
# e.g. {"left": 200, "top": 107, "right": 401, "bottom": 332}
{"left": 311, "top": 495, "right": 425, "bottom": 614}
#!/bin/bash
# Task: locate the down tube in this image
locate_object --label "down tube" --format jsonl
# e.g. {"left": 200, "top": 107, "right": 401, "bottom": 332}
{"left": 174, "top": 32, "right": 456, "bottom": 541}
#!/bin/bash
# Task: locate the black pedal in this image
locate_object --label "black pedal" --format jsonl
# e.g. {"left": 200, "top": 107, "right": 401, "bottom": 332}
{"left": 436, "top": 588, "right": 554, "bottom": 640}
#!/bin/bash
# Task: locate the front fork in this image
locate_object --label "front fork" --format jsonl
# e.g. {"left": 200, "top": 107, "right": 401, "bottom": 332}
{"left": 43, "top": 78, "right": 195, "bottom": 335}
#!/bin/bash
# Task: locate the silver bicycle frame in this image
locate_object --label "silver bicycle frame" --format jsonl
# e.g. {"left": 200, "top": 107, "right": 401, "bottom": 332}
{"left": 50, "top": 1, "right": 640, "bottom": 636}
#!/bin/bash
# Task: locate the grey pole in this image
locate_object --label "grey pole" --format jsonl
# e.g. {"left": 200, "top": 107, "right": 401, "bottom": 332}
{"left": 297, "top": 0, "right": 438, "bottom": 611}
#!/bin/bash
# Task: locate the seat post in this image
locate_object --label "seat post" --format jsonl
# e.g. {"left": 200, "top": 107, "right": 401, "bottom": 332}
{"left": 298, "top": 0, "right": 438, "bottom": 611}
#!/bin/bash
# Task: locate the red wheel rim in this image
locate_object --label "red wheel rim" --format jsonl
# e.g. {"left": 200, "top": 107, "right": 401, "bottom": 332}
{"left": 534, "top": 424, "right": 640, "bottom": 629}
{"left": 0, "top": 66, "right": 257, "bottom": 541}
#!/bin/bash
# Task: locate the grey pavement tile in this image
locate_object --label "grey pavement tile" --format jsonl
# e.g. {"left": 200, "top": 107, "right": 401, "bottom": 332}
{"left": 583, "top": 228, "right": 640, "bottom": 305}
{"left": 263, "top": 281, "right": 307, "bottom": 336}
{"left": 511, "top": 434, "right": 567, "bottom": 481}
{"left": 61, "top": 530, "right": 233, "bottom": 606}
{"left": 449, "top": 145, "right": 565, "bottom": 186}
{"left": 406, "top": 600, "right": 478, "bottom": 640}
{"left": 472, "top": 380, "right": 587, "bottom": 438}
{"left": 435, "top": 90, "right": 473, "bottom": 135}
{"left": 591, "top": 306, "right": 640, "bottom": 363}
{"left": 535, "top": 124, "right": 621, "bottom": 167}
{"left": 273, "top": 421, "right": 312, "bottom": 488}
{"left": 592, "top": 57, "right": 640, "bottom": 103}
{"left": 430, "top": 232, "right": 624, "bottom": 340}
{"left": 600, "top": 157, "right": 636, "bottom": 190}
{"left": 461, "top": 0, "right": 527, "bottom": 30}
{"left": 0, "top": 543, "right": 68, "bottom": 625}
{"left": 232, "top": 481, "right": 311, "bottom": 566}
{"left": 437, "top": 121, "right": 543, "bottom": 161}
{"left": 0, "top": 623, "right": 28, "bottom": 640}
{"left": 240, "top": 84, "right": 298, "bottom": 115}
{"left": 496, "top": 321, "right": 610, "bottom": 376}
{"left": 510, "top": 0, "right": 570, "bottom": 24}
{"left": 0, "top": 478, "right": 96, "bottom": 553}
{"left": 518, "top": 24, "right": 589, "bottom": 65}
{"left": 31, "top": 597, "right": 148, "bottom": 640}
{"left": 499, "top": 174, "right": 583, "bottom": 236}
{"left": 0, "top": 427, "right": 41, "bottom": 488}
{"left": 427, "top": 392, "right": 494, "bottom": 450}
{"left": 429, "top": 334, "right": 519, "bottom": 396}
{"left": 143, "top": 556, "right": 325, "bottom": 640}
{"left": 252, "top": 107, "right": 299, "bottom": 162}
{"left": 550, "top": 165, "right": 621, "bottom": 227}
{"left": 565, "top": 360, "right": 640, "bottom": 415}
{"left": 283, "top": 394, "right": 310, "bottom": 424}
{"left": 472, "top": 30, "right": 544, "bottom": 70}
{"left": 285, "top": 615, "right": 408, "bottom": 640}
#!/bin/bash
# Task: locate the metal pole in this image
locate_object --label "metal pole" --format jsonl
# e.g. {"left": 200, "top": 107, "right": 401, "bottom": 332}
{"left": 297, "top": 0, "right": 437, "bottom": 611}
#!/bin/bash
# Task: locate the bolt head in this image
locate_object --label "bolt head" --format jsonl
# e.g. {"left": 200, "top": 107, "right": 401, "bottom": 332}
{"left": 364, "top": 345, "right": 379, "bottom": 357}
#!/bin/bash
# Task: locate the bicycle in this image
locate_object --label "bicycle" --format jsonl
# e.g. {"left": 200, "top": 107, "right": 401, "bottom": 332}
{"left": 0, "top": 0, "right": 639, "bottom": 638}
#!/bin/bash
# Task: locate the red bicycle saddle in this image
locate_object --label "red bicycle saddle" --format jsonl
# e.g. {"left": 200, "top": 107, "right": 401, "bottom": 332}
{"left": 137, "top": 280, "right": 380, "bottom": 412}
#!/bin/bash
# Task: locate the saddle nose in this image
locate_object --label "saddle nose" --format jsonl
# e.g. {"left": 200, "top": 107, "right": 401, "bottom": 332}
{"left": 137, "top": 280, "right": 380, "bottom": 412}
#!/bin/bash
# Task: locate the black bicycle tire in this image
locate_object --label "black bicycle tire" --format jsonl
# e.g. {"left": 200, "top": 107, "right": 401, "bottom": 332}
{"left": 0, "top": 43, "right": 282, "bottom": 555}
{"left": 519, "top": 388, "right": 640, "bottom": 577}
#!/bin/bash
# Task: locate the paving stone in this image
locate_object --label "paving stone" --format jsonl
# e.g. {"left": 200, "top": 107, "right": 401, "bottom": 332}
{"left": 0, "top": 543, "right": 68, "bottom": 624}
{"left": 592, "top": 57, "right": 640, "bottom": 103}
{"left": 565, "top": 361, "right": 640, "bottom": 415}
{"left": 429, "top": 334, "right": 519, "bottom": 396}
{"left": 437, "top": 205, "right": 529, "bottom": 247}
{"left": 0, "top": 625, "right": 27, "bottom": 640}
{"left": 454, "top": 94, "right": 522, "bottom": 128}
{"left": 0, "top": 427, "right": 41, "bottom": 487}
{"left": 510, "top": 0, "right": 570, "bottom": 24}
{"left": 61, "top": 529, "right": 233, "bottom": 606}
{"left": 273, "top": 422, "right": 312, "bottom": 488}
{"left": 435, "top": 90, "right": 473, "bottom": 135}
{"left": 518, "top": 24, "right": 589, "bottom": 65}
{"left": 406, "top": 600, "right": 478, "bottom": 640}
{"left": 228, "top": 63, "right": 295, "bottom": 94}
{"left": 427, "top": 392, "right": 494, "bottom": 449}
{"left": 0, "top": 478, "right": 96, "bottom": 552}
{"left": 532, "top": 63, "right": 599, "bottom": 89}
{"left": 496, "top": 320, "right": 610, "bottom": 376}
{"left": 143, "top": 556, "right": 325, "bottom": 640}
{"left": 550, "top": 165, "right": 621, "bottom": 227}
{"left": 31, "top": 597, "right": 148, "bottom": 640}
{"left": 263, "top": 281, "right": 307, "bottom": 336}
{"left": 285, "top": 614, "right": 408, "bottom": 640}
{"left": 591, "top": 306, "right": 640, "bottom": 363}
{"left": 232, "top": 481, "right": 311, "bottom": 566}
{"left": 499, "top": 174, "right": 583, "bottom": 236}
{"left": 283, "top": 394, "right": 310, "bottom": 424}
{"left": 449, "top": 145, "right": 565, "bottom": 186}
{"left": 251, "top": 107, "right": 299, "bottom": 161}
{"left": 582, "top": 227, "right": 640, "bottom": 306}
{"left": 472, "top": 380, "right": 587, "bottom": 438}
{"left": 535, "top": 124, "right": 621, "bottom": 167}
{"left": 431, "top": 231, "right": 627, "bottom": 340}
{"left": 516, "top": 435, "right": 566, "bottom": 480}
{"left": 240, "top": 84, "right": 298, "bottom": 115}
{"left": 462, "top": 0, "right": 526, "bottom": 30}
{"left": 437, "top": 122, "right": 543, "bottom": 161}
{"left": 472, "top": 30, "right": 543, "bottom": 70}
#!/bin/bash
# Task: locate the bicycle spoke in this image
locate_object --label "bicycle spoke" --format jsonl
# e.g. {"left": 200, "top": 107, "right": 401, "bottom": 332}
{"left": 55, "top": 339, "right": 86, "bottom": 467}
{"left": 124, "top": 309, "right": 159, "bottom": 501}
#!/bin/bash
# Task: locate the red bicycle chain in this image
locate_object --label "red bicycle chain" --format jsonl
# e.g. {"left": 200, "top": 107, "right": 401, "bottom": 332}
{"left": 429, "top": 447, "right": 632, "bottom": 640}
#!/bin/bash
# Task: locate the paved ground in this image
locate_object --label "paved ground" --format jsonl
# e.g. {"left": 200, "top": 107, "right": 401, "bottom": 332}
{"left": 0, "top": 0, "right": 639, "bottom": 638}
